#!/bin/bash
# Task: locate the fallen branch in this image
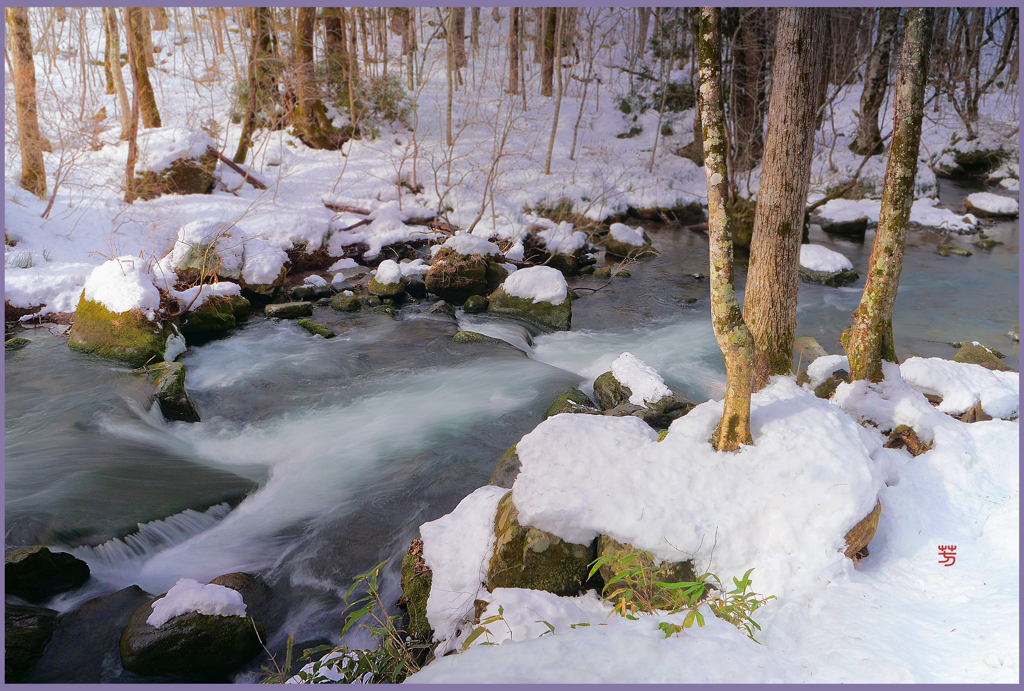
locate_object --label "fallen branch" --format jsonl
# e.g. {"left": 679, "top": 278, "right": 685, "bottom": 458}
{"left": 216, "top": 151, "right": 267, "bottom": 190}
{"left": 323, "top": 201, "right": 439, "bottom": 228}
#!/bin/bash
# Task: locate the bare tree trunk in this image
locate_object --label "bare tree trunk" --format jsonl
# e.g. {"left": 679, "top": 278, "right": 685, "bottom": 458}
{"left": 104, "top": 8, "right": 131, "bottom": 141}
{"left": 139, "top": 6, "right": 154, "bottom": 67}
{"left": 844, "top": 9, "right": 934, "bottom": 383}
{"left": 289, "top": 7, "right": 341, "bottom": 149}
{"left": 636, "top": 7, "right": 651, "bottom": 61}
{"left": 541, "top": 7, "right": 556, "bottom": 97}
{"left": 126, "top": 7, "right": 160, "bottom": 128}
{"left": 543, "top": 8, "right": 564, "bottom": 175}
{"left": 743, "top": 8, "right": 827, "bottom": 390}
{"left": 452, "top": 7, "right": 467, "bottom": 69}
{"left": 730, "top": 8, "right": 768, "bottom": 172}
{"left": 150, "top": 7, "right": 168, "bottom": 32}
{"left": 324, "top": 8, "right": 351, "bottom": 91}
{"left": 102, "top": 16, "right": 115, "bottom": 95}
{"left": 234, "top": 7, "right": 272, "bottom": 163}
{"left": 470, "top": 7, "right": 480, "bottom": 52}
{"left": 6, "top": 7, "right": 47, "bottom": 199}
{"left": 697, "top": 7, "right": 754, "bottom": 452}
{"left": 445, "top": 8, "right": 455, "bottom": 147}
{"left": 124, "top": 9, "right": 142, "bottom": 204}
{"left": 508, "top": 8, "right": 520, "bottom": 94}
{"left": 851, "top": 8, "right": 901, "bottom": 155}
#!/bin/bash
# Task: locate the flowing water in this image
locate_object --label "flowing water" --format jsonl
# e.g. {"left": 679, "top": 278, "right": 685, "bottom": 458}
{"left": 4, "top": 181, "right": 1017, "bottom": 682}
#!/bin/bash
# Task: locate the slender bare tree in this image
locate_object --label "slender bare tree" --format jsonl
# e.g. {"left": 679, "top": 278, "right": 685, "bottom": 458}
{"left": 103, "top": 8, "right": 131, "bottom": 141}
{"left": 851, "top": 8, "right": 901, "bottom": 155}
{"left": 6, "top": 7, "right": 48, "bottom": 199}
{"left": 126, "top": 7, "right": 161, "bottom": 128}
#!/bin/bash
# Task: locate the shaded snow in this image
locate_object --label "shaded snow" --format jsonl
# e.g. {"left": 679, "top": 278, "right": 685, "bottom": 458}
{"left": 609, "top": 223, "right": 646, "bottom": 247}
{"left": 146, "top": 577, "right": 246, "bottom": 628}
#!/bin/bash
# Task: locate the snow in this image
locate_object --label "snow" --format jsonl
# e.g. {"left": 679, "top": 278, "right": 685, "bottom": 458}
{"left": 327, "top": 258, "right": 358, "bottom": 272}
{"left": 171, "top": 281, "right": 240, "bottom": 312}
{"left": 816, "top": 198, "right": 980, "bottom": 233}
{"left": 303, "top": 274, "right": 328, "bottom": 287}
{"left": 419, "top": 485, "right": 508, "bottom": 654}
{"left": 609, "top": 223, "right": 646, "bottom": 247}
{"left": 163, "top": 328, "right": 187, "bottom": 363}
{"left": 610, "top": 352, "right": 672, "bottom": 405}
{"left": 799, "top": 244, "right": 853, "bottom": 272}
{"left": 441, "top": 232, "right": 501, "bottom": 257}
{"left": 965, "top": 192, "right": 1019, "bottom": 215}
{"left": 999, "top": 178, "right": 1019, "bottom": 191}
{"left": 536, "top": 221, "right": 587, "bottom": 255}
{"left": 146, "top": 577, "right": 246, "bottom": 628}
{"left": 399, "top": 258, "right": 430, "bottom": 276}
{"left": 373, "top": 259, "right": 404, "bottom": 286}
{"left": 804, "top": 354, "right": 849, "bottom": 388}
{"left": 82, "top": 256, "right": 162, "bottom": 317}
{"left": 500, "top": 265, "right": 568, "bottom": 305}
{"left": 899, "top": 357, "right": 1019, "bottom": 419}
{"left": 134, "top": 127, "right": 215, "bottom": 173}
{"left": 328, "top": 203, "right": 442, "bottom": 259}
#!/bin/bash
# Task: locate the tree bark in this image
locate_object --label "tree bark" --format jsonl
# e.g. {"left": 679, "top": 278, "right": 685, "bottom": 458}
{"left": 541, "top": 8, "right": 556, "bottom": 97}
{"left": 508, "top": 8, "right": 520, "bottom": 95}
{"left": 543, "top": 8, "right": 565, "bottom": 175}
{"left": 324, "top": 8, "right": 351, "bottom": 91}
{"left": 150, "top": 7, "right": 168, "bottom": 32}
{"left": 6, "top": 7, "right": 47, "bottom": 199}
{"left": 452, "top": 7, "right": 467, "bottom": 69}
{"left": 851, "top": 8, "right": 901, "bottom": 155}
{"left": 697, "top": 7, "right": 755, "bottom": 452}
{"left": 234, "top": 7, "right": 272, "bottom": 163}
{"left": 470, "top": 7, "right": 480, "bottom": 51}
{"left": 104, "top": 8, "right": 132, "bottom": 141}
{"left": 636, "top": 7, "right": 651, "bottom": 61}
{"left": 124, "top": 9, "right": 142, "bottom": 204}
{"left": 126, "top": 7, "right": 160, "bottom": 128}
{"left": 742, "top": 8, "right": 827, "bottom": 391}
{"left": 844, "top": 9, "right": 934, "bottom": 383}
{"left": 289, "top": 7, "right": 341, "bottom": 149}
{"left": 729, "top": 8, "right": 768, "bottom": 172}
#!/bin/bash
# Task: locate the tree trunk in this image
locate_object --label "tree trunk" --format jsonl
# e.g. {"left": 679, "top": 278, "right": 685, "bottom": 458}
{"left": 126, "top": 7, "right": 160, "bottom": 128}
{"left": 696, "top": 7, "right": 755, "bottom": 452}
{"left": 844, "top": 9, "right": 934, "bottom": 383}
{"left": 102, "top": 15, "right": 116, "bottom": 95}
{"left": 150, "top": 7, "right": 168, "bottom": 32}
{"left": 636, "top": 7, "right": 651, "bottom": 61}
{"left": 543, "top": 8, "right": 564, "bottom": 175}
{"left": 289, "top": 7, "right": 340, "bottom": 149}
{"left": 471, "top": 7, "right": 480, "bottom": 51}
{"left": 541, "top": 8, "right": 556, "bottom": 97}
{"left": 6, "top": 7, "right": 47, "bottom": 199}
{"left": 104, "top": 8, "right": 132, "bottom": 141}
{"left": 124, "top": 9, "right": 142, "bottom": 204}
{"left": 445, "top": 9, "right": 455, "bottom": 147}
{"left": 730, "top": 8, "right": 768, "bottom": 172}
{"left": 508, "top": 8, "right": 520, "bottom": 94}
{"left": 324, "top": 8, "right": 351, "bottom": 91}
{"left": 742, "top": 8, "right": 827, "bottom": 391}
{"left": 452, "top": 7, "right": 467, "bottom": 69}
{"left": 851, "top": 8, "right": 901, "bottom": 155}
{"left": 234, "top": 7, "right": 272, "bottom": 163}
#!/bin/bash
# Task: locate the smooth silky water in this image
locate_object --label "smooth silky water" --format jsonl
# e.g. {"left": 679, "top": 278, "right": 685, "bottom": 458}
{"left": 4, "top": 181, "right": 1017, "bottom": 681}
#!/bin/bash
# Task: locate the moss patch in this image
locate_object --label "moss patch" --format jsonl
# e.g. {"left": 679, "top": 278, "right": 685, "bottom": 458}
{"left": 543, "top": 388, "right": 598, "bottom": 419}
{"left": 5, "top": 337, "right": 30, "bottom": 351}
{"left": 399, "top": 540, "right": 433, "bottom": 642}
{"left": 68, "top": 296, "right": 168, "bottom": 367}
{"left": 424, "top": 249, "right": 490, "bottom": 304}
{"left": 487, "top": 444, "right": 521, "bottom": 489}
{"left": 368, "top": 276, "right": 408, "bottom": 297}
{"left": 133, "top": 149, "right": 217, "bottom": 201}
{"left": 296, "top": 318, "right": 335, "bottom": 338}
{"left": 146, "top": 362, "right": 200, "bottom": 423}
{"left": 592, "top": 371, "right": 631, "bottom": 410}
{"left": 486, "top": 287, "right": 571, "bottom": 331}
{"left": 331, "top": 294, "right": 362, "bottom": 312}
{"left": 952, "top": 342, "right": 1010, "bottom": 371}
{"left": 180, "top": 296, "right": 237, "bottom": 341}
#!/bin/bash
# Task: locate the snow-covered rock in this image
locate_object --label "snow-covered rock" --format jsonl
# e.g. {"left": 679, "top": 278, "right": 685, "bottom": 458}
{"left": 799, "top": 245, "right": 853, "bottom": 273}
{"left": 964, "top": 192, "right": 1019, "bottom": 218}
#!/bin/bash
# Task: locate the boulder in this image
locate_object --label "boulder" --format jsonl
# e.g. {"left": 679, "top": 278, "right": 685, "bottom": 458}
{"left": 592, "top": 371, "right": 632, "bottom": 410}
{"left": 487, "top": 445, "right": 522, "bottom": 489}
{"left": 5, "top": 546, "right": 91, "bottom": 603}
{"left": 952, "top": 342, "right": 1011, "bottom": 371}
{"left": 167, "top": 238, "right": 241, "bottom": 284}
{"left": 843, "top": 499, "right": 882, "bottom": 561}
{"left": 819, "top": 216, "right": 869, "bottom": 241}
{"left": 486, "top": 491, "right": 594, "bottom": 596}
{"left": 486, "top": 288, "right": 571, "bottom": 332}
{"left": 813, "top": 369, "right": 849, "bottom": 400}
{"left": 146, "top": 361, "right": 200, "bottom": 423}
{"left": 1008, "top": 325, "right": 1019, "bottom": 342}
{"left": 367, "top": 276, "right": 407, "bottom": 298}
{"left": 5, "top": 336, "right": 30, "bottom": 350}
{"left": 264, "top": 301, "right": 313, "bottom": 319}
{"left": 179, "top": 296, "right": 248, "bottom": 341}
{"left": 209, "top": 572, "right": 278, "bottom": 630}
{"left": 296, "top": 319, "right": 335, "bottom": 338}
{"left": 119, "top": 596, "right": 264, "bottom": 677}
{"left": 134, "top": 148, "right": 217, "bottom": 201}
{"left": 543, "top": 388, "right": 599, "bottom": 419}
{"left": 794, "top": 336, "right": 829, "bottom": 364}
{"left": 936, "top": 245, "right": 971, "bottom": 258}
{"left": 330, "top": 294, "right": 361, "bottom": 312}
{"left": 964, "top": 194, "right": 1018, "bottom": 219}
{"left": 405, "top": 277, "right": 427, "bottom": 299}
{"left": 798, "top": 266, "right": 859, "bottom": 288}
{"left": 604, "top": 226, "right": 656, "bottom": 261}
{"left": 452, "top": 330, "right": 504, "bottom": 345}
{"left": 68, "top": 297, "right": 170, "bottom": 367}
{"left": 240, "top": 265, "right": 288, "bottom": 300}
{"left": 5, "top": 604, "right": 58, "bottom": 681}
{"left": 424, "top": 249, "right": 490, "bottom": 304}
{"left": 973, "top": 237, "right": 1003, "bottom": 250}
{"left": 485, "top": 263, "right": 509, "bottom": 292}
{"left": 594, "top": 535, "right": 697, "bottom": 608}
{"left": 632, "top": 394, "right": 694, "bottom": 429}
{"left": 934, "top": 148, "right": 1005, "bottom": 179}
{"left": 463, "top": 294, "right": 489, "bottom": 314}
{"left": 398, "top": 540, "right": 432, "bottom": 641}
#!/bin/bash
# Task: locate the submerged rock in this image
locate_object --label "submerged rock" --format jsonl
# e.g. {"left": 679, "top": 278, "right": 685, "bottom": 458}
{"left": 843, "top": 499, "right": 881, "bottom": 561}
{"left": 68, "top": 297, "right": 170, "bottom": 367}
{"left": 936, "top": 245, "right": 972, "bottom": 258}
{"left": 486, "top": 491, "right": 593, "bottom": 596}
{"left": 146, "top": 361, "right": 200, "bottom": 423}
{"left": 5, "top": 337, "right": 30, "bottom": 351}
{"left": 264, "top": 302, "right": 313, "bottom": 319}
{"left": 296, "top": 319, "right": 335, "bottom": 339}
{"left": 798, "top": 266, "right": 859, "bottom": 287}
{"left": 952, "top": 342, "right": 1011, "bottom": 371}
{"left": 452, "top": 330, "right": 503, "bottom": 345}
{"left": 398, "top": 540, "right": 432, "bottom": 642}
{"left": 972, "top": 237, "right": 1003, "bottom": 250}
{"left": 487, "top": 444, "right": 522, "bottom": 489}
{"left": 5, "top": 604, "right": 58, "bottom": 681}
{"left": 5, "top": 546, "right": 91, "bottom": 603}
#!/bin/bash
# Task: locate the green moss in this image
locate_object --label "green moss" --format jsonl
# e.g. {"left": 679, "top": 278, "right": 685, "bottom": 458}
{"left": 180, "top": 296, "right": 237, "bottom": 340}
{"left": 452, "top": 330, "right": 503, "bottom": 345}
{"left": 543, "top": 388, "right": 598, "bottom": 419}
{"left": 368, "top": 276, "right": 407, "bottom": 297}
{"left": 463, "top": 295, "right": 489, "bottom": 314}
{"left": 399, "top": 551, "right": 433, "bottom": 641}
{"left": 952, "top": 342, "right": 1010, "bottom": 371}
{"left": 5, "top": 337, "right": 30, "bottom": 351}
{"left": 68, "top": 296, "right": 168, "bottom": 367}
{"left": 486, "top": 287, "right": 571, "bottom": 331}
{"left": 331, "top": 294, "right": 362, "bottom": 312}
{"left": 146, "top": 362, "right": 200, "bottom": 422}
{"left": 296, "top": 318, "right": 335, "bottom": 338}
{"left": 592, "top": 371, "right": 631, "bottom": 410}
{"left": 485, "top": 262, "right": 509, "bottom": 292}
{"left": 424, "top": 249, "right": 490, "bottom": 304}
{"left": 487, "top": 444, "right": 521, "bottom": 489}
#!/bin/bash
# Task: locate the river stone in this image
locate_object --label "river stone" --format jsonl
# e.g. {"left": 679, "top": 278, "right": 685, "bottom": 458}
{"left": 604, "top": 237, "right": 656, "bottom": 260}
{"left": 633, "top": 394, "right": 695, "bottom": 429}
{"left": 486, "top": 491, "right": 593, "bottom": 596}
{"left": 819, "top": 216, "right": 868, "bottom": 241}
{"left": 209, "top": 573, "right": 278, "bottom": 630}
{"left": 844, "top": 499, "right": 882, "bottom": 561}
{"left": 241, "top": 265, "right": 288, "bottom": 300}
{"left": 424, "top": 249, "right": 489, "bottom": 304}
{"left": 330, "top": 294, "right": 361, "bottom": 312}
{"left": 798, "top": 266, "right": 859, "bottom": 287}
{"left": 604, "top": 401, "right": 644, "bottom": 417}
{"left": 595, "top": 535, "right": 697, "bottom": 608}
{"left": 368, "top": 275, "right": 408, "bottom": 297}
{"left": 592, "top": 371, "right": 632, "bottom": 410}
{"left": 462, "top": 294, "right": 488, "bottom": 314}
{"left": 884, "top": 425, "right": 931, "bottom": 456}
{"left": 794, "top": 336, "right": 829, "bottom": 364}
{"left": 935, "top": 148, "right": 1005, "bottom": 179}
{"left": 134, "top": 148, "right": 217, "bottom": 201}
{"left": 452, "top": 330, "right": 503, "bottom": 345}
{"left": 952, "top": 342, "right": 1010, "bottom": 371}
{"left": 1009, "top": 325, "right": 1019, "bottom": 342}
{"left": 424, "top": 300, "right": 457, "bottom": 319}
{"left": 936, "top": 245, "right": 971, "bottom": 257}
{"left": 973, "top": 237, "right": 1003, "bottom": 250}
{"left": 485, "top": 262, "right": 509, "bottom": 292}
{"left": 6, "top": 336, "right": 30, "bottom": 350}
{"left": 119, "top": 597, "right": 264, "bottom": 677}
{"left": 543, "top": 388, "right": 599, "bottom": 419}
{"left": 68, "top": 297, "right": 169, "bottom": 367}
{"left": 264, "top": 301, "right": 313, "bottom": 319}
{"left": 592, "top": 266, "right": 612, "bottom": 278}
{"left": 398, "top": 540, "right": 432, "bottom": 642}
{"left": 146, "top": 361, "right": 200, "bottom": 423}
{"left": 405, "top": 277, "right": 427, "bottom": 299}
{"left": 5, "top": 604, "right": 58, "bottom": 681}
{"left": 487, "top": 287, "right": 571, "bottom": 331}
{"left": 296, "top": 319, "right": 335, "bottom": 339}
{"left": 23, "top": 585, "right": 152, "bottom": 684}
{"left": 5, "top": 546, "right": 91, "bottom": 603}
{"left": 487, "top": 444, "right": 522, "bottom": 489}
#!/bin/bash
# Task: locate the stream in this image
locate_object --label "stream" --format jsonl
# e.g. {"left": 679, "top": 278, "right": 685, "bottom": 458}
{"left": 4, "top": 179, "right": 1017, "bottom": 682}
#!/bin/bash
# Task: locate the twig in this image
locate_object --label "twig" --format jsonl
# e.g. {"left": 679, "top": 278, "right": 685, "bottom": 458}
{"left": 806, "top": 131, "right": 893, "bottom": 214}
{"left": 216, "top": 151, "right": 267, "bottom": 190}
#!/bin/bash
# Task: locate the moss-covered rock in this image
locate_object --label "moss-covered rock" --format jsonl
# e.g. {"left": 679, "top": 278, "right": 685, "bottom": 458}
{"left": 936, "top": 245, "right": 972, "bottom": 258}
{"left": 331, "top": 294, "right": 362, "bottom": 312}
{"left": 424, "top": 300, "right": 457, "bottom": 319}
{"left": 146, "top": 361, "right": 200, "bottom": 423}
{"left": 368, "top": 276, "right": 408, "bottom": 297}
{"left": 952, "top": 342, "right": 1011, "bottom": 371}
{"left": 463, "top": 294, "right": 489, "bottom": 314}
{"left": 5, "top": 546, "right": 91, "bottom": 603}
{"left": 973, "top": 237, "right": 1003, "bottom": 250}
{"left": 133, "top": 148, "right": 217, "bottom": 201}
{"left": 487, "top": 444, "right": 522, "bottom": 489}
{"left": 264, "top": 301, "right": 313, "bottom": 319}
{"left": 486, "top": 491, "right": 593, "bottom": 596}
{"left": 812, "top": 369, "right": 849, "bottom": 400}
{"left": 604, "top": 238, "right": 657, "bottom": 260}
{"left": 296, "top": 318, "right": 335, "bottom": 339}
{"left": 486, "top": 287, "right": 571, "bottom": 331}
{"left": 169, "top": 241, "right": 241, "bottom": 283}
{"left": 794, "top": 336, "right": 829, "bottom": 364}
{"left": 595, "top": 535, "right": 696, "bottom": 607}
{"left": 425, "top": 249, "right": 490, "bottom": 304}
{"left": 818, "top": 216, "right": 869, "bottom": 241}
{"left": 398, "top": 540, "right": 432, "bottom": 642}
{"left": 119, "top": 597, "right": 264, "bottom": 677}
{"left": 843, "top": 499, "right": 881, "bottom": 561}
{"left": 179, "top": 296, "right": 245, "bottom": 341}
{"left": 633, "top": 394, "right": 695, "bottom": 429}
{"left": 798, "top": 267, "right": 859, "bottom": 287}
{"left": 934, "top": 148, "right": 1006, "bottom": 179}
{"left": 485, "top": 262, "right": 509, "bottom": 292}
{"left": 592, "top": 266, "right": 612, "bottom": 279}
{"left": 5, "top": 337, "right": 30, "bottom": 351}
{"left": 543, "top": 388, "right": 599, "bottom": 419}
{"left": 5, "top": 604, "right": 58, "bottom": 681}
{"left": 592, "top": 371, "right": 632, "bottom": 410}
{"left": 452, "top": 330, "right": 503, "bottom": 345}
{"left": 240, "top": 265, "right": 288, "bottom": 300}
{"left": 68, "top": 296, "right": 169, "bottom": 367}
